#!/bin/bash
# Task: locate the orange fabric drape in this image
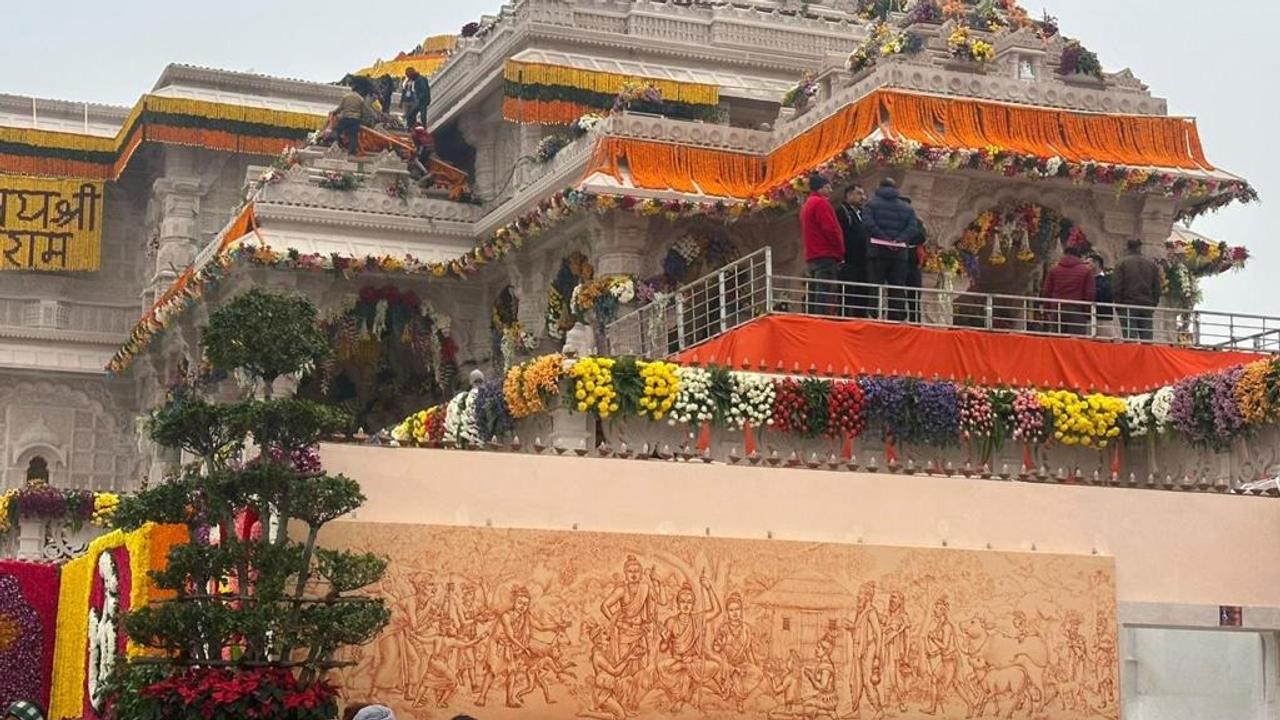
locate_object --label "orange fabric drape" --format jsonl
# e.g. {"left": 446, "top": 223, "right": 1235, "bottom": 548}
{"left": 589, "top": 90, "right": 1217, "bottom": 198}
{"left": 358, "top": 126, "right": 414, "bottom": 156}
{"left": 673, "top": 315, "right": 1263, "bottom": 394}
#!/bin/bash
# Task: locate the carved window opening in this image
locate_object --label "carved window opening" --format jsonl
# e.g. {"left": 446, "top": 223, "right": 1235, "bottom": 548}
{"left": 25, "top": 456, "right": 49, "bottom": 484}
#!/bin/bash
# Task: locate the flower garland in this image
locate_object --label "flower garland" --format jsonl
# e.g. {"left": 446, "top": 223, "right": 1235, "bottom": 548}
{"left": 957, "top": 202, "right": 1083, "bottom": 270}
{"left": 638, "top": 360, "right": 680, "bottom": 422}
{"left": 569, "top": 357, "right": 619, "bottom": 419}
{"left": 394, "top": 354, "right": 1280, "bottom": 454}
{"left": 0, "top": 487, "right": 119, "bottom": 534}
{"left": 1041, "top": 390, "right": 1125, "bottom": 448}
{"left": 443, "top": 387, "right": 482, "bottom": 448}
{"left": 316, "top": 171, "right": 361, "bottom": 191}
{"left": 502, "top": 353, "right": 565, "bottom": 419}
{"left": 727, "top": 373, "right": 775, "bottom": 430}
{"left": 546, "top": 252, "right": 594, "bottom": 341}
{"left": 828, "top": 380, "right": 867, "bottom": 439}
{"left": 572, "top": 275, "right": 636, "bottom": 325}
{"left": 781, "top": 73, "right": 819, "bottom": 110}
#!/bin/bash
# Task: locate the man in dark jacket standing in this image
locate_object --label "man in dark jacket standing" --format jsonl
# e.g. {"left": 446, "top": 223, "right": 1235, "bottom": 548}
{"left": 1113, "top": 238, "right": 1162, "bottom": 341}
{"left": 901, "top": 197, "right": 926, "bottom": 324}
{"left": 837, "top": 185, "right": 870, "bottom": 317}
{"left": 403, "top": 67, "right": 432, "bottom": 128}
{"left": 1041, "top": 246, "right": 1096, "bottom": 335}
{"left": 800, "top": 174, "right": 844, "bottom": 316}
{"left": 862, "top": 179, "right": 918, "bottom": 321}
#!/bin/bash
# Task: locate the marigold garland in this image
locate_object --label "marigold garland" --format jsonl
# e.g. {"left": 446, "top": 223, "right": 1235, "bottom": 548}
{"left": 638, "top": 360, "right": 680, "bottom": 421}
{"left": 569, "top": 357, "right": 619, "bottom": 419}
{"left": 1040, "top": 390, "right": 1125, "bottom": 448}
{"left": 1235, "top": 359, "right": 1271, "bottom": 425}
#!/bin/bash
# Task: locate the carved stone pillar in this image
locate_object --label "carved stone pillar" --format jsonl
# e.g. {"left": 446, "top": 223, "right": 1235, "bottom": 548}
{"left": 150, "top": 177, "right": 202, "bottom": 294}
{"left": 596, "top": 214, "right": 650, "bottom": 277}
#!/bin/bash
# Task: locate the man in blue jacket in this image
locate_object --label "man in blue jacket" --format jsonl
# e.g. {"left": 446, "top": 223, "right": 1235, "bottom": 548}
{"left": 861, "top": 179, "right": 919, "bottom": 321}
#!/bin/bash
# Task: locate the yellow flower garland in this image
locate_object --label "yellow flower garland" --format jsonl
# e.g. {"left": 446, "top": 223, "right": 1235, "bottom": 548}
{"left": 1040, "top": 390, "right": 1125, "bottom": 448}
{"left": 1235, "top": 359, "right": 1271, "bottom": 424}
{"left": 638, "top": 360, "right": 679, "bottom": 421}
{"left": 570, "top": 357, "right": 620, "bottom": 418}
{"left": 504, "top": 60, "right": 720, "bottom": 106}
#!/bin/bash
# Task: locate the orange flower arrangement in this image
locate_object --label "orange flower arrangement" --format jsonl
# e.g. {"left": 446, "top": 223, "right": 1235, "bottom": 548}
{"left": 1235, "top": 359, "right": 1272, "bottom": 425}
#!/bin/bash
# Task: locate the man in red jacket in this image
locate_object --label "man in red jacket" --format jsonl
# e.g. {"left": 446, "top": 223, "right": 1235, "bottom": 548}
{"left": 800, "top": 174, "right": 844, "bottom": 315}
{"left": 1040, "top": 246, "right": 1097, "bottom": 335}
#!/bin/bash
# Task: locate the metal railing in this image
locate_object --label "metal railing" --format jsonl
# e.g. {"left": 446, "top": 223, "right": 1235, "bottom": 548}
{"left": 607, "top": 248, "right": 1280, "bottom": 357}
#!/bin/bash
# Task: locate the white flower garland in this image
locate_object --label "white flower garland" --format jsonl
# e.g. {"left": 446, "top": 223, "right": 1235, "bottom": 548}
{"left": 1125, "top": 393, "right": 1153, "bottom": 438}
{"left": 444, "top": 388, "right": 482, "bottom": 447}
{"left": 727, "top": 373, "right": 776, "bottom": 430}
{"left": 1150, "top": 386, "right": 1175, "bottom": 434}
{"left": 670, "top": 367, "right": 715, "bottom": 426}
{"left": 87, "top": 551, "right": 119, "bottom": 712}
{"left": 610, "top": 277, "right": 636, "bottom": 305}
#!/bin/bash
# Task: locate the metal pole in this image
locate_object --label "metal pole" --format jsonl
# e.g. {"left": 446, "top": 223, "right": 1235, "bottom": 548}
{"left": 718, "top": 271, "right": 728, "bottom": 334}
{"left": 984, "top": 295, "right": 994, "bottom": 331}
{"left": 675, "top": 292, "right": 687, "bottom": 350}
{"left": 764, "top": 246, "right": 774, "bottom": 314}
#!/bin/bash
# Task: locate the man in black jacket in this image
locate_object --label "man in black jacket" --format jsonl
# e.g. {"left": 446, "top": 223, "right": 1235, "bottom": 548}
{"left": 862, "top": 179, "right": 919, "bottom": 321}
{"left": 837, "top": 184, "right": 870, "bottom": 317}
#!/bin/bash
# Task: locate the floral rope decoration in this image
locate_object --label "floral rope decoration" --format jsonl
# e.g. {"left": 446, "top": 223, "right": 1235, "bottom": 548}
{"left": 392, "top": 354, "right": 1280, "bottom": 456}
{"left": 0, "top": 487, "right": 119, "bottom": 534}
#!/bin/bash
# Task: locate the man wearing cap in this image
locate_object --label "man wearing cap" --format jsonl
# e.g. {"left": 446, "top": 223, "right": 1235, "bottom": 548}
{"left": 800, "top": 174, "right": 844, "bottom": 316}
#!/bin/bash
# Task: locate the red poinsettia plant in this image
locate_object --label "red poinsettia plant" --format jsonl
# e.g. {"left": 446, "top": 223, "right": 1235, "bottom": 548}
{"left": 138, "top": 667, "right": 337, "bottom": 720}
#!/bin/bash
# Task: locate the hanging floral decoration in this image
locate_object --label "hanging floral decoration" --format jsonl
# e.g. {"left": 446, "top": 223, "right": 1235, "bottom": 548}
{"left": 301, "top": 284, "right": 455, "bottom": 432}
{"left": 569, "top": 357, "right": 620, "bottom": 419}
{"left": 946, "top": 26, "right": 995, "bottom": 64}
{"left": 491, "top": 286, "right": 536, "bottom": 371}
{"left": 532, "top": 113, "right": 604, "bottom": 164}
{"left": 501, "top": 353, "right": 565, "bottom": 419}
{"left": 572, "top": 276, "right": 636, "bottom": 326}
{"left": 957, "top": 202, "right": 1085, "bottom": 270}
{"left": 643, "top": 231, "right": 739, "bottom": 298}
{"left": 442, "top": 386, "right": 482, "bottom": 448}
{"left": 638, "top": 360, "right": 681, "bottom": 421}
{"left": 1157, "top": 235, "right": 1250, "bottom": 308}
{"left": 546, "top": 252, "right": 595, "bottom": 340}
{"left": 828, "top": 380, "right": 867, "bottom": 440}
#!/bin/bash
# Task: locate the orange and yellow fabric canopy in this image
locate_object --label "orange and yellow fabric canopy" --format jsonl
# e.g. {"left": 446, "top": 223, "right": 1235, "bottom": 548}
{"left": 590, "top": 89, "right": 1217, "bottom": 198}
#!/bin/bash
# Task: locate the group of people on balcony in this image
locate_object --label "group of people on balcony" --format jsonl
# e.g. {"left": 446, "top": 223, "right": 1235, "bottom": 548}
{"left": 801, "top": 175, "right": 1164, "bottom": 341}
{"left": 327, "top": 69, "right": 434, "bottom": 174}
{"left": 802, "top": 175, "right": 926, "bottom": 323}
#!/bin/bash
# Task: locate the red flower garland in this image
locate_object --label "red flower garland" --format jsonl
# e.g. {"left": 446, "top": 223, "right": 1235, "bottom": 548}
{"left": 828, "top": 381, "right": 867, "bottom": 439}
{"left": 771, "top": 378, "right": 810, "bottom": 435}
{"left": 0, "top": 561, "right": 57, "bottom": 711}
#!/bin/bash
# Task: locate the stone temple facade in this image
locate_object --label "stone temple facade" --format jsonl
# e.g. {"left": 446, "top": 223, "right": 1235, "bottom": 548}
{"left": 1, "top": 2, "right": 1276, "bottom": 718}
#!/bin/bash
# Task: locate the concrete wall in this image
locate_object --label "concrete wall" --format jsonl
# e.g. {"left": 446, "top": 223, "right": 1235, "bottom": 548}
{"left": 319, "top": 443, "right": 1280, "bottom": 611}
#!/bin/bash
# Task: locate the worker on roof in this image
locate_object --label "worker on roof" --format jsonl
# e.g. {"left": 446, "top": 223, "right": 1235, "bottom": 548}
{"left": 403, "top": 67, "right": 432, "bottom": 128}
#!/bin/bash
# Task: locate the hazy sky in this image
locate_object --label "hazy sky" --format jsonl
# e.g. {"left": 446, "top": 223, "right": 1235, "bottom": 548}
{"left": 1, "top": 1, "right": 1274, "bottom": 314}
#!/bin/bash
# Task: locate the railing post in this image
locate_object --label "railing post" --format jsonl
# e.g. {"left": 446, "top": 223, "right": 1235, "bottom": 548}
{"left": 675, "top": 292, "right": 687, "bottom": 350}
{"left": 984, "top": 295, "right": 994, "bottom": 330}
{"left": 878, "top": 286, "right": 887, "bottom": 320}
{"left": 1229, "top": 314, "right": 1236, "bottom": 348}
{"left": 1089, "top": 303, "right": 1098, "bottom": 338}
{"left": 764, "top": 246, "right": 774, "bottom": 314}
{"left": 718, "top": 271, "right": 728, "bottom": 334}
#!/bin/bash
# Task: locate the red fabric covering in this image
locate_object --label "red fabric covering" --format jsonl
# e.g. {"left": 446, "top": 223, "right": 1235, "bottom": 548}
{"left": 1, "top": 560, "right": 60, "bottom": 712}
{"left": 674, "top": 315, "right": 1265, "bottom": 393}
{"left": 800, "top": 194, "right": 843, "bottom": 262}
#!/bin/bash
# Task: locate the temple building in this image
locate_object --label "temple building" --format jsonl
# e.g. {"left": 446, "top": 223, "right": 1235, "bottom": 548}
{"left": 0, "top": 1, "right": 1276, "bottom": 719}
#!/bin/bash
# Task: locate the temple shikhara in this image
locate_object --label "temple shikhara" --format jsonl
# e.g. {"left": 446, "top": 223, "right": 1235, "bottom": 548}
{"left": 0, "top": 1, "right": 1275, "bottom": 719}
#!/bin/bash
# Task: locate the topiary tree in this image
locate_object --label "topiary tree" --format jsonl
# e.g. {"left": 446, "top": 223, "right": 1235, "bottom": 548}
{"left": 105, "top": 289, "right": 388, "bottom": 720}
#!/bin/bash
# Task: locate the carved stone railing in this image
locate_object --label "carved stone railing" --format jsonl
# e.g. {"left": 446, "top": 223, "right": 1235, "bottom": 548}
{"left": 602, "top": 112, "right": 772, "bottom": 153}
{"left": 7, "top": 519, "right": 106, "bottom": 562}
